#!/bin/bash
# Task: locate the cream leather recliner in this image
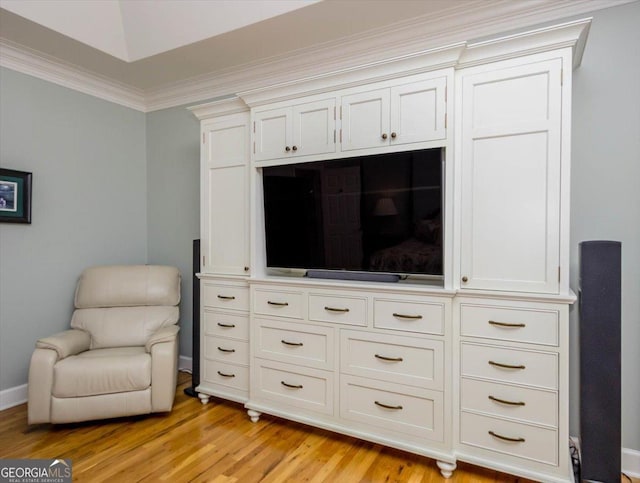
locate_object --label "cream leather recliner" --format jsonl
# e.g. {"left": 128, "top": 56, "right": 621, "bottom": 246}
{"left": 28, "top": 265, "right": 181, "bottom": 424}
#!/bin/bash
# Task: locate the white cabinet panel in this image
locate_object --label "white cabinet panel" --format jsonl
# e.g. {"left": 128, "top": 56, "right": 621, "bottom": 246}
{"left": 459, "top": 58, "right": 562, "bottom": 293}
{"left": 253, "top": 107, "right": 290, "bottom": 161}
{"left": 341, "top": 88, "right": 390, "bottom": 151}
{"left": 292, "top": 99, "right": 336, "bottom": 157}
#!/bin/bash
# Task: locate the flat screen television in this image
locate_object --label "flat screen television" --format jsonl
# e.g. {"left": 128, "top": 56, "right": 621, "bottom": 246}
{"left": 262, "top": 148, "right": 444, "bottom": 280}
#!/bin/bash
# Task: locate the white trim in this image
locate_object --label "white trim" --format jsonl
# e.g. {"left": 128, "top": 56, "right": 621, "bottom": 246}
{"left": 0, "top": 0, "right": 629, "bottom": 112}
{"left": 623, "top": 448, "right": 640, "bottom": 478}
{"left": 0, "top": 383, "right": 28, "bottom": 411}
{"left": 0, "top": 39, "right": 146, "bottom": 112}
{"left": 178, "top": 355, "right": 193, "bottom": 373}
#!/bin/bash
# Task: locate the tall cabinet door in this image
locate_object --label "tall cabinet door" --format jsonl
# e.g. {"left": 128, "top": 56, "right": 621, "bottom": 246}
{"left": 202, "top": 113, "right": 250, "bottom": 276}
{"left": 459, "top": 56, "right": 563, "bottom": 293}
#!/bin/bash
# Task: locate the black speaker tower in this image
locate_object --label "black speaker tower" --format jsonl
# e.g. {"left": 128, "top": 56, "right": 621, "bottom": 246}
{"left": 579, "top": 240, "right": 621, "bottom": 483}
{"left": 184, "top": 239, "right": 201, "bottom": 397}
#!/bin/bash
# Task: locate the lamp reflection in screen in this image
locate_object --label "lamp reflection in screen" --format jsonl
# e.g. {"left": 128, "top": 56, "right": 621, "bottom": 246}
{"left": 373, "top": 197, "right": 398, "bottom": 216}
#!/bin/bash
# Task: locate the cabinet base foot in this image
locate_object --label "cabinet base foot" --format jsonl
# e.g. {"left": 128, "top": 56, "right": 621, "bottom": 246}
{"left": 247, "top": 409, "right": 261, "bottom": 423}
{"left": 198, "top": 393, "right": 210, "bottom": 405}
{"left": 437, "top": 460, "right": 456, "bottom": 479}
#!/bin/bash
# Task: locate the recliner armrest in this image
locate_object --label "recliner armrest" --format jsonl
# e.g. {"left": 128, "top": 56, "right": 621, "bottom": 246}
{"left": 145, "top": 325, "right": 179, "bottom": 352}
{"left": 36, "top": 329, "right": 90, "bottom": 359}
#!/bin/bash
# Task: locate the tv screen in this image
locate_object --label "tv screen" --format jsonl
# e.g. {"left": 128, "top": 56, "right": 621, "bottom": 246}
{"left": 262, "top": 148, "right": 443, "bottom": 277}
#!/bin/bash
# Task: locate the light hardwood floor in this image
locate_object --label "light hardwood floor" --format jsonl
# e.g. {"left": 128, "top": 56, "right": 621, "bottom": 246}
{"left": 0, "top": 373, "right": 635, "bottom": 483}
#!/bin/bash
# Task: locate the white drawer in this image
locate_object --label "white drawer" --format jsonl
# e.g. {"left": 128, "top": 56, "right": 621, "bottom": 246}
{"left": 203, "top": 311, "right": 249, "bottom": 341}
{"left": 202, "top": 360, "right": 249, "bottom": 391}
{"left": 204, "top": 337, "right": 249, "bottom": 365}
{"left": 340, "top": 375, "right": 444, "bottom": 442}
{"left": 461, "top": 343, "right": 558, "bottom": 390}
{"left": 374, "top": 299, "right": 444, "bottom": 335}
{"left": 253, "top": 288, "right": 304, "bottom": 319}
{"left": 253, "top": 359, "right": 333, "bottom": 415}
{"left": 461, "top": 378, "right": 557, "bottom": 428}
{"left": 460, "top": 411, "right": 558, "bottom": 466}
{"left": 203, "top": 284, "right": 249, "bottom": 311}
{"left": 340, "top": 330, "right": 443, "bottom": 390}
{"left": 308, "top": 293, "right": 367, "bottom": 326}
{"left": 461, "top": 303, "right": 558, "bottom": 346}
{"left": 254, "top": 318, "right": 334, "bottom": 370}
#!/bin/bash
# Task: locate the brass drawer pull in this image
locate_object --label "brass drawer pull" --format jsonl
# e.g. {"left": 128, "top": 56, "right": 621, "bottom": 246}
{"left": 324, "top": 306, "right": 350, "bottom": 313}
{"left": 217, "top": 371, "right": 235, "bottom": 378}
{"left": 217, "top": 322, "right": 236, "bottom": 328}
{"left": 392, "top": 313, "right": 423, "bottom": 320}
{"left": 374, "top": 401, "right": 403, "bottom": 410}
{"left": 488, "top": 395, "right": 526, "bottom": 406}
{"left": 267, "top": 301, "right": 289, "bottom": 307}
{"left": 281, "top": 340, "right": 303, "bottom": 347}
{"left": 217, "top": 295, "right": 235, "bottom": 300}
{"left": 488, "top": 430, "right": 525, "bottom": 443}
{"left": 489, "top": 360, "right": 526, "bottom": 370}
{"left": 217, "top": 347, "right": 235, "bottom": 353}
{"left": 375, "top": 354, "right": 403, "bottom": 362}
{"left": 281, "top": 381, "right": 303, "bottom": 389}
{"left": 488, "top": 320, "right": 526, "bottom": 328}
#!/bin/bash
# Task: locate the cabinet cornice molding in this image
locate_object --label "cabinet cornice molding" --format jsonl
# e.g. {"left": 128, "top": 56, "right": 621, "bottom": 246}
{"left": 458, "top": 17, "right": 592, "bottom": 69}
{"left": 187, "top": 96, "right": 248, "bottom": 120}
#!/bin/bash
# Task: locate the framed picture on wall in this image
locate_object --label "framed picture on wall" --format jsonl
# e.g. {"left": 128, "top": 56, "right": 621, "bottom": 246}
{"left": 0, "top": 168, "right": 32, "bottom": 224}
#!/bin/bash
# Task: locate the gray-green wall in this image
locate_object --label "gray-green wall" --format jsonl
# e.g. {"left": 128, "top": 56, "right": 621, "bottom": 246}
{"left": 0, "top": 67, "right": 148, "bottom": 389}
{"left": 0, "top": 0, "right": 638, "bottom": 453}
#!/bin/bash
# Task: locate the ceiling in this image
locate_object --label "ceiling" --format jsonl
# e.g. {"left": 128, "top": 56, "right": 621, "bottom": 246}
{"left": 0, "top": 0, "right": 634, "bottom": 111}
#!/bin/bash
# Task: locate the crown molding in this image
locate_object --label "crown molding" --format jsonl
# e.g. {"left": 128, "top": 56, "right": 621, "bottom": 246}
{"left": 0, "top": 39, "right": 146, "bottom": 112}
{"left": 0, "top": 0, "right": 632, "bottom": 112}
{"left": 187, "top": 96, "right": 248, "bottom": 120}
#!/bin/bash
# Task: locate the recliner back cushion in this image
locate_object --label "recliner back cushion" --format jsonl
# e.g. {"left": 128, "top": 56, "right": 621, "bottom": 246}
{"left": 75, "top": 265, "right": 180, "bottom": 309}
{"left": 71, "top": 306, "right": 179, "bottom": 349}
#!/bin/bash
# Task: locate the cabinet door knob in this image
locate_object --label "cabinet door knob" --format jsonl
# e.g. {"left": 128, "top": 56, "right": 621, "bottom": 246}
{"left": 461, "top": 276, "right": 468, "bottom": 283}
{"left": 285, "top": 146, "right": 291, "bottom": 152}
{"left": 381, "top": 133, "right": 388, "bottom": 140}
{"left": 391, "top": 132, "right": 397, "bottom": 138}
{"left": 244, "top": 266, "right": 249, "bottom": 272}
{"left": 292, "top": 145, "right": 298, "bottom": 151}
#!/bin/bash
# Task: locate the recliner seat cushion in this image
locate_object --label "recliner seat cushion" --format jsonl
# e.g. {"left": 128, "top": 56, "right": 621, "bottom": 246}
{"left": 52, "top": 347, "right": 150, "bottom": 398}
{"left": 71, "top": 306, "right": 179, "bottom": 348}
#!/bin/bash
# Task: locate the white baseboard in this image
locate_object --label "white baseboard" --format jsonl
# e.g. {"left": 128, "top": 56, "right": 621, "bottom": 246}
{"left": 623, "top": 448, "right": 640, "bottom": 478}
{"left": 0, "top": 383, "right": 28, "bottom": 410}
{"left": 179, "top": 355, "right": 193, "bottom": 373}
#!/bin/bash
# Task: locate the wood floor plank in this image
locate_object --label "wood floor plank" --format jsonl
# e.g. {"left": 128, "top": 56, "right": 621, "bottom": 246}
{"left": 2, "top": 373, "right": 637, "bottom": 483}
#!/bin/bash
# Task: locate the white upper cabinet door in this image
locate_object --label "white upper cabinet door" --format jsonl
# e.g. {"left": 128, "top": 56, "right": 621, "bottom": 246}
{"left": 459, "top": 57, "right": 563, "bottom": 294}
{"left": 292, "top": 99, "right": 336, "bottom": 157}
{"left": 341, "top": 88, "right": 390, "bottom": 152}
{"left": 390, "top": 77, "right": 447, "bottom": 145}
{"left": 253, "top": 107, "right": 291, "bottom": 161}
{"left": 201, "top": 114, "right": 250, "bottom": 276}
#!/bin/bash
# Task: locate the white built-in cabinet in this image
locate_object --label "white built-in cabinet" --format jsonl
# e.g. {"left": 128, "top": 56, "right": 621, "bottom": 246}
{"left": 190, "top": 19, "right": 590, "bottom": 483}
{"left": 341, "top": 76, "right": 447, "bottom": 152}
{"left": 253, "top": 98, "right": 336, "bottom": 161}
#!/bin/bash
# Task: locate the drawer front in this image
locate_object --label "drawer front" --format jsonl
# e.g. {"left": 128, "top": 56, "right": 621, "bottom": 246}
{"left": 461, "top": 304, "right": 559, "bottom": 346}
{"left": 253, "top": 289, "right": 304, "bottom": 319}
{"left": 204, "top": 337, "right": 249, "bottom": 365}
{"left": 253, "top": 360, "right": 333, "bottom": 415}
{"left": 374, "top": 299, "right": 444, "bottom": 335}
{"left": 460, "top": 411, "right": 558, "bottom": 466}
{"left": 341, "top": 330, "right": 443, "bottom": 390}
{"left": 202, "top": 360, "right": 249, "bottom": 391}
{"left": 340, "top": 375, "right": 444, "bottom": 442}
{"left": 461, "top": 378, "right": 557, "bottom": 427}
{"left": 203, "top": 284, "right": 249, "bottom": 311}
{"left": 255, "top": 318, "right": 334, "bottom": 370}
{"left": 461, "top": 343, "right": 558, "bottom": 390}
{"left": 203, "top": 311, "right": 249, "bottom": 341}
{"left": 308, "top": 293, "right": 367, "bottom": 326}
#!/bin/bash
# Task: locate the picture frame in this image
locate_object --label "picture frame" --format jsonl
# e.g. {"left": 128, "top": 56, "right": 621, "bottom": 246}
{"left": 0, "top": 168, "right": 32, "bottom": 224}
